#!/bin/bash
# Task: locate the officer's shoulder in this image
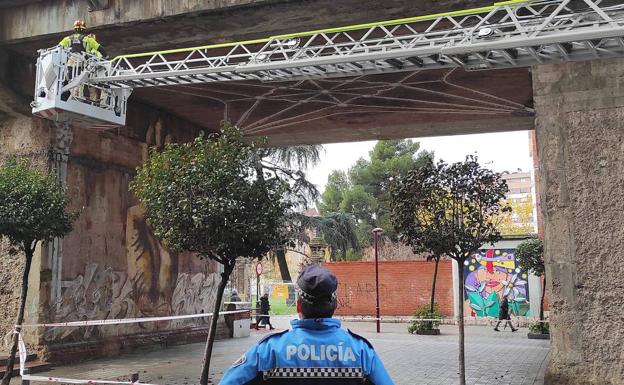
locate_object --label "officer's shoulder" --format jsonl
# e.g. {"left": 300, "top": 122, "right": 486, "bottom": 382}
{"left": 258, "top": 329, "right": 288, "bottom": 344}
{"left": 347, "top": 329, "right": 374, "bottom": 349}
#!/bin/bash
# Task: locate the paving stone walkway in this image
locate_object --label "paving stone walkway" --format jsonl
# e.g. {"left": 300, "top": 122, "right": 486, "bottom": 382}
{"left": 25, "top": 317, "right": 549, "bottom": 385}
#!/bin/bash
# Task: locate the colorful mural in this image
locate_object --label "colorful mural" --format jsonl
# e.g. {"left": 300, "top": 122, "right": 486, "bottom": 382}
{"left": 463, "top": 249, "right": 531, "bottom": 318}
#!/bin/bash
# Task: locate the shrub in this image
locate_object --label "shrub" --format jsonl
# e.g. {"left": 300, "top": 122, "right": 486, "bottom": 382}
{"left": 408, "top": 304, "right": 442, "bottom": 333}
{"left": 529, "top": 321, "right": 549, "bottom": 334}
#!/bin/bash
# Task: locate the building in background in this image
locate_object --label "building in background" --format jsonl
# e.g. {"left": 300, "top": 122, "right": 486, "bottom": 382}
{"left": 498, "top": 170, "right": 536, "bottom": 235}
{"left": 496, "top": 131, "right": 542, "bottom": 236}
{"left": 499, "top": 168, "right": 539, "bottom": 235}
{"left": 503, "top": 171, "right": 532, "bottom": 198}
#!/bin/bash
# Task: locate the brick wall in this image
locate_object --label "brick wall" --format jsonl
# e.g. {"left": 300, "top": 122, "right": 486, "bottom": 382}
{"left": 324, "top": 260, "right": 454, "bottom": 316}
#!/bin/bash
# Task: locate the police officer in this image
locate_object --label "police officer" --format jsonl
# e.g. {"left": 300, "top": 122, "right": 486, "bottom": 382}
{"left": 219, "top": 264, "right": 395, "bottom": 384}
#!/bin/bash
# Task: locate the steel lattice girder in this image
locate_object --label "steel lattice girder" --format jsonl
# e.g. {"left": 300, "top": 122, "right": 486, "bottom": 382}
{"left": 85, "top": 0, "right": 624, "bottom": 89}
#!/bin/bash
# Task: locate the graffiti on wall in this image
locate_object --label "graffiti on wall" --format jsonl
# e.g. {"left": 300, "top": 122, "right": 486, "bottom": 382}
{"left": 463, "top": 249, "right": 531, "bottom": 318}
{"left": 335, "top": 282, "right": 389, "bottom": 311}
{"left": 46, "top": 264, "right": 219, "bottom": 342}
{"left": 46, "top": 204, "right": 220, "bottom": 342}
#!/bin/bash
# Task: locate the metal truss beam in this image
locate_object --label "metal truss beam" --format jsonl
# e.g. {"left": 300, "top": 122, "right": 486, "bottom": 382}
{"left": 85, "top": 0, "right": 624, "bottom": 89}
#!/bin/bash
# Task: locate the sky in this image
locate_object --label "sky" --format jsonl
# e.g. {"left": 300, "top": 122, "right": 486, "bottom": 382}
{"left": 305, "top": 130, "right": 533, "bottom": 192}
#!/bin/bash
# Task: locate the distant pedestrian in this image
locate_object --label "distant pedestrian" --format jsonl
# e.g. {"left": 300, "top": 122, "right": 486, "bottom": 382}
{"left": 230, "top": 289, "right": 241, "bottom": 302}
{"left": 494, "top": 296, "right": 517, "bottom": 332}
{"left": 256, "top": 293, "right": 275, "bottom": 330}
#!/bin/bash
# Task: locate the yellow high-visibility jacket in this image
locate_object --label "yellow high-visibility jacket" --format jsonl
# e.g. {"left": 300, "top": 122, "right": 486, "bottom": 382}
{"left": 58, "top": 33, "right": 102, "bottom": 56}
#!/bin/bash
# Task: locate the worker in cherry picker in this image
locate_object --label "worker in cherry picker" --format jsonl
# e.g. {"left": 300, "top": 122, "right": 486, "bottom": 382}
{"left": 86, "top": 33, "right": 107, "bottom": 58}
{"left": 58, "top": 20, "right": 106, "bottom": 57}
{"left": 85, "top": 32, "right": 110, "bottom": 106}
{"left": 58, "top": 20, "right": 106, "bottom": 100}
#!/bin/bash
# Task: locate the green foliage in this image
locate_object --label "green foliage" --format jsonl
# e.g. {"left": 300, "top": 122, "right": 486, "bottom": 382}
{"left": 340, "top": 185, "right": 377, "bottom": 227}
{"left": 318, "top": 170, "right": 349, "bottom": 214}
{"left": 408, "top": 304, "right": 442, "bottom": 333}
{"left": 390, "top": 155, "right": 511, "bottom": 263}
{"left": 131, "top": 124, "right": 313, "bottom": 384}
{"left": 498, "top": 196, "right": 536, "bottom": 236}
{"left": 319, "top": 139, "right": 432, "bottom": 248}
{"left": 516, "top": 237, "right": 546, "bottom": 324}
{"left": 0, "top": 157, "right": 77, "bottom": 385}
{"left": 515, "top": 238, "right": 544, "bottom": 276}
{"left": 130, "top": 124, "right": 293, "bottom": 264}
{"left": 284, "top": 212, "right": 359, "bottom": 261}
{"left": 529, "top": 321, "right": 549, "bottom": 334}
{"left": 0, "top": 157, "right": 77, "bottom": 252}
{"left": 264, "top": 144, "right": 322, "bottom": 171}
{"left": 252, "top": 144, "right": 322, "bottom": 282}
{"left": 305, "top": 213, "right": 359, "bottom": 260}
{"left": 256, "top": 144, "right": 321, "bottom": 207}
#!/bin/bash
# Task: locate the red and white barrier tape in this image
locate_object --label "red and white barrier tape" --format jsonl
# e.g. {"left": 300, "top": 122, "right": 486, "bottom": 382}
{"left": 24, "top": 309, "right": 250, "bottom": 328}
{"left": 16, "top": 309, "right": 251, "bottom": 385}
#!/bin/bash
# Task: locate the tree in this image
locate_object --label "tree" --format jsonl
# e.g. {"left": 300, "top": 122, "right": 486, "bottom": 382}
{"left": 130, "top": 124, "right": 295, "bottom": 385}
{"left": 278, "top": 211, "right": 359, "bottom": 264}
{"left": 390, "top": 156, "right": 510, "bottom": 385}
{"left": 390, "top": 157, "right": 446, "bottom": 321}
{"left": 318, "top": 170, "right": 349, "bottom": 215}
{"left": 261, "top": 146, "right": 359, "bottom": 265}
{"left": 319, "top": 139, "right": 432, "bottom": 249}
{"left": 498, "top": 196, "right": 535, "bottom": 235}
{"left": 339, "top": 184, "right": 377, "bottom": 238}
{"left": 348, "top": 140, "right": 432, "bottom": 244}
{"left": 304, "top": 213, "right": 359, "bottom": 261}
{"left": 515, "top": 238, "right": 546, "bottom": 332}
{"left": 255, "top": 144, "right": 321, "bottom": 282}
{"left": 0, "top": 158, "right": 77, "bottom": 385}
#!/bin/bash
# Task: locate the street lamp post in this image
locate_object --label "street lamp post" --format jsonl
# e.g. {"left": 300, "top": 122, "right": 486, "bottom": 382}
{"left": 372, "top": 227, "right": 383, "bottom": 333}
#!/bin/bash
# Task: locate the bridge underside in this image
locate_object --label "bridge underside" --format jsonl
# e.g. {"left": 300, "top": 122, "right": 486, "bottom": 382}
{"left": 128, "top": 67, "right": 534, "bottom": 145}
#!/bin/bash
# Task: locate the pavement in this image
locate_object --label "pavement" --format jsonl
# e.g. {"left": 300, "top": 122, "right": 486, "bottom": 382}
{"left": 21, "top": 316, "right": 550, "bottom": 385}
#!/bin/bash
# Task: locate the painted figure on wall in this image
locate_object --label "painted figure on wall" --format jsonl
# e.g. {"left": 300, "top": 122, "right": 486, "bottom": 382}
{"left": 463, "top": 249, "right": 531, "bottom": 318}
{"left": 126, "top": 204, "right": 177, "bottom": 313}
{"left": 46, "top": 203, "right": 220, "bottom": 343}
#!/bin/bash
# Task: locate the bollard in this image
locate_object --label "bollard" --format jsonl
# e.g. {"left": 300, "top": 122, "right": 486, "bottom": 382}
{"left": 21, "top": 368, "right": 31, "bottom": 385}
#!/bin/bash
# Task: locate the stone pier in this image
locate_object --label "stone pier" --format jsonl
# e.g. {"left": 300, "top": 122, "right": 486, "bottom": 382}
{"left": 533, "top": 58, "right": 624, "bottom": 385}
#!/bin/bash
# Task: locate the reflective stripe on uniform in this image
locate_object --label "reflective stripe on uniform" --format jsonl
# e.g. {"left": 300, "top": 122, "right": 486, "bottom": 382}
{"left": 264, "top": 367, "right": 364, "bottom": 379}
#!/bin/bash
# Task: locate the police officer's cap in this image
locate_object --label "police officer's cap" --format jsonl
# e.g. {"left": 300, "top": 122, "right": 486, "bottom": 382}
{"left": 297, "top": 264, "right": 337, "bottom": 302}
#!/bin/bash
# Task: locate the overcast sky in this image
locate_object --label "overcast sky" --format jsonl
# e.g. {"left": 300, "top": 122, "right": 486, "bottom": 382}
{"left": 305, "top": 130, "right": 533, "bottom": 192}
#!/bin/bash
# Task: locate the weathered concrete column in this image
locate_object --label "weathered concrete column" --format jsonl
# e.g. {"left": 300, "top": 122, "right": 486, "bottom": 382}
{"left": 533, "top": 59, "right": 624, "bottom": 385}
